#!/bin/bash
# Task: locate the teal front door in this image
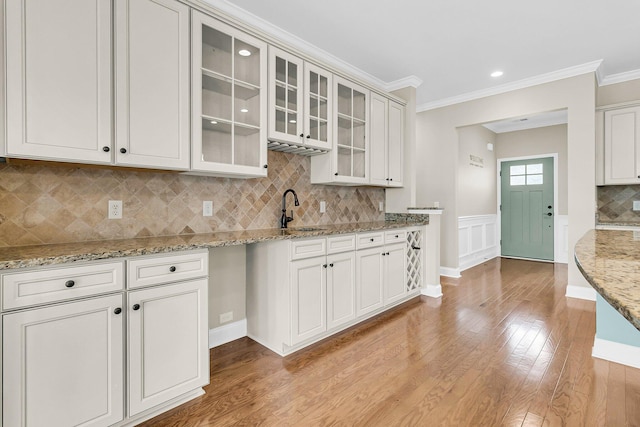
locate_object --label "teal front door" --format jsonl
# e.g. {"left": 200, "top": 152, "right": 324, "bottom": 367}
{"left": 501, "top": 157, "right": 554, "bottom": 261}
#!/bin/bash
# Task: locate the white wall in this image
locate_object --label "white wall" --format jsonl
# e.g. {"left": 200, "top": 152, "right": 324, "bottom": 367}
{"left": 457, "top": 125, "right": 497, "bottom": 216}
{"left": 416, "top": 73, "right": 596, "bottom": 292}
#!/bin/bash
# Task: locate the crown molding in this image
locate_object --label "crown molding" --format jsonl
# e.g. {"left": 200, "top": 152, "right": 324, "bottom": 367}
{"left": 416, "top": 60, "right": 603, "bottom": 112}
{"left": 483, "top": 110, "right": 567, "bottom": 134}
{"left": 599, "top": 68, "right": 640, "bottom": 87}
{"left": 201, "top": 0, "right": 390, "bottom": 91}
{"left": 385, "top": 76, "right": 424, "bottom": 92}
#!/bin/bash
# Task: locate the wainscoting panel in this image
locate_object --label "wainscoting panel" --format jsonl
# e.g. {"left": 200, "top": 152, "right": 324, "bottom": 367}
{"left": 458, "top": 215, "right": 499, "bottom": 272}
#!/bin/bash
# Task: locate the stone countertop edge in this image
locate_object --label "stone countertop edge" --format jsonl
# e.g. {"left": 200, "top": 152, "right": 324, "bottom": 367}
{"left": 574, "top": 229, "right": 640, "bottom": 332}
{"left": 0, "top": 220, "right": 428, "bottom": 271}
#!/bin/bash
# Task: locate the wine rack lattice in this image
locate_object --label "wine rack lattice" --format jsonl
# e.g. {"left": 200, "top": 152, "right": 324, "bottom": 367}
{"left": 407, "top": 230, "right": 422, "bottom": 291}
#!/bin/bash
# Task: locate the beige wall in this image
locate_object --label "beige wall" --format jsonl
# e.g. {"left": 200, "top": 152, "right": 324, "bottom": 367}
{"left": 597, "top": 79, "right": 640, "bottom": 107}
{"left": 495, "top": 124, "right": 568, "bottom": 215}
{"left": 416, "top": 73, "right": 596, "bottom": 292}
{"left": 457, "top": 125, "right": 497, "bottom": 216}
{"left": 208, "top": 246, "right": 246, "bottom": 330}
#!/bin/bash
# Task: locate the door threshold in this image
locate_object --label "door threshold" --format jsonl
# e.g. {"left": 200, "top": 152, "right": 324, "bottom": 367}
{"left": 500, "top": 256, "right": 554, "bottom": 263}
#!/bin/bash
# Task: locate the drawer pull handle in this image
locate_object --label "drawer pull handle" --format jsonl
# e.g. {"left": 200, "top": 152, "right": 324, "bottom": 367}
{"left": 114, "top": 308, "right": 122, "bottom": 315}
{"left": 169, "top": 266, "right": 176, "bottom": 272}
{"left": 133, "top": 304, "right": 140, "bottom": 311}
{"left": 65, "top": 280, "right": 75, "bottom": 288}
{"left": 370, "top": 238, "right": 374, "bottom": 242}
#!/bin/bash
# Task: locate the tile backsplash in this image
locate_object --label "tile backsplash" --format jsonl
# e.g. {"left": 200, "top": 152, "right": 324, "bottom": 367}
{"left": 0, "top": 151, "right": 384, "bottom": 247}
{"left": 597, "top": 185, "right": 640, "bottom": 224}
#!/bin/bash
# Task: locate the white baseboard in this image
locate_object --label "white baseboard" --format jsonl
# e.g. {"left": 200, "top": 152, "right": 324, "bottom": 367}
{"left": 565, "top": 285, "right": 597, "bottom": 301}
{"left": 209, "top": 319, "right": 247, "bottom": 349}
{"left": 440, "top": 266, "right": 461, "bottom": 278}
{"left": 421, "top": 284, "right": 443, "bottom": 298}
{"left": 592, "top": 338, "right": 640, "bottom": 369}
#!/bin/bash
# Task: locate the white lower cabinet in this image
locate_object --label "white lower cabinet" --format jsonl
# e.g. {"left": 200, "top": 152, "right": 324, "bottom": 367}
{"left": 326, "top": 252, "right": 357, "bottom": 330}
{"left": 128, "top": 278, "right": 209, "bottom": 416}
{"left": 3, "top": 294, "right": 125, "bottom": 427}
{"left": 290, "top": 257, "right": 327, "bottom": 345}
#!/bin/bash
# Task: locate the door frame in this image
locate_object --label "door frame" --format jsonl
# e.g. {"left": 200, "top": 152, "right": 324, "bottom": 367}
{"left": 496, "top": 153, "right": 559, "bottom": 262}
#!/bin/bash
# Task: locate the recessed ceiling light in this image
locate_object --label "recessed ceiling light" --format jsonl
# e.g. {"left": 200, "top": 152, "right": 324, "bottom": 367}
{"left": 491, "top": 70, "right": 504, "bottom": 78}
{"left": 238, "top": 49, "right": 251, "bottom": 57}
{"left": 240, "top": 108, "right": 249, "bottom": 113}
{"left": 210, "top": 120, "right": 218, "bottom": 124}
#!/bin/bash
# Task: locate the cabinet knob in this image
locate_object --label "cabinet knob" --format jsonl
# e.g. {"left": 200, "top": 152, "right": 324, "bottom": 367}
{"left": 334, "top": 172, "right": 339, "bottom": 176}
{"left": 102, "top": 146, "right": 110, "bottom": 152}
{"left": 395, "top": 235, "right": 399, "bottom": 238}
{"left": 329, "top": 263, "right": 334, "bottom": 267}
{"left": 114, "top": 308, "right": 122, "bottom": 315}
{"left": 382, "top": 252, "right": 386, "bottom": 256}
{"left": 389, "top": 178, "right": 393, "bottom": 181}
{"left": 299, "top": 133, "right": 304, "bottom": 138}
{"left": 133, "top": 304, "right": 140, "bottom": 311}
{"left": 263, "top": 164, "right": 268, "bottom": 169}
{"left": 65, "top": 280, "right": 75, "bottom": 288}
{"left": 120, "top": 148, "right": 127, "bottom": 154}
{"left": 169, "top": 266, "right": 176, "bottom": 272}
{"left": 370, "top": 238, "right": 374, "bottom": 242}
{"left": 306, "top": 135, "right": 311, "bottom": 139}
{"left": 323, "top": 264, "right": 327, "bottom": 268}
{"left": 386, "top": 252, "right": 390, "bottom": 255}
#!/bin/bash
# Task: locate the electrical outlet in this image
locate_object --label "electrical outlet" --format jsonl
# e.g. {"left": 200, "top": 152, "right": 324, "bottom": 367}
{"left": 203, "top": 200, "right": 213, "bottom": 217}
{"left": 219, "top": 311, "right": 233, "bottom": 324}
{"left": 320, "top": 201, "right": 326, "bottom": 213}
{"left": 108, "top": 200, "right": 122, "bottom": 219}
{"left": 633, "top": 201, "right": 640, "bottom": 211}
{"left": 379, "top": 201, "right": 384, "bottom": 212}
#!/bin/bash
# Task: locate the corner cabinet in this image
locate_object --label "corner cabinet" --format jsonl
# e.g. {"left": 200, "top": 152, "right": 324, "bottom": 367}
{"left": 268, "top": 47, "right": 332, "bottom": 151}
{"left": 603, "top": 105, "right": 640, "bottom": 185}
{"left": 311, "top": 77, "right": 369, "bottom": 185}
{"left": 191, "top": 11, "right": 268, "bottom": 177}
{"left": 370, "top": 93, "right": 404, "bottom": 187}
{"left": 5, "top": 0, "right": 112, "bottom": 164}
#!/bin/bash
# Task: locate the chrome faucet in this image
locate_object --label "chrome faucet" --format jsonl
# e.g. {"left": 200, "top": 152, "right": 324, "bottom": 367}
{"left": 280, "top": 189, "right": 300, "bottom": 228}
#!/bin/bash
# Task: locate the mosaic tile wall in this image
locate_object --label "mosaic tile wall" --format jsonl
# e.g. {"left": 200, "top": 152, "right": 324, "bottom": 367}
{"left": 597, "top": 185, "right": 640, "bottom": 224}
{"left": 0, "top": 151, "right": 385, "bottom": 247}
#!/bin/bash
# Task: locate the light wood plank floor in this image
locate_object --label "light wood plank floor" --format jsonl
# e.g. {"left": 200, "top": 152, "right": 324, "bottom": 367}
{"left": 142, "top": 258, "right": 640, "bottom": 426}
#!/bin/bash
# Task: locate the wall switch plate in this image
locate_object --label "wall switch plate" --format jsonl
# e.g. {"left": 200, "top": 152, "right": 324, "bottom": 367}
{"left": 379, "top": 201, "right": 384, "bottom": 212}
{"left": 108, "top": 200, "right": 122, "bottom": 219}
{"left": 320, "top": 201, "right": 326, "bottom": 213}
{"left": 219, "top": 311, "right": 233, "bottom": 324}
{"left": 203, "top": 200, "right": 213, "bottom": 216}
{"left": 633, "top": 201, "right": 640, "bottom": 211}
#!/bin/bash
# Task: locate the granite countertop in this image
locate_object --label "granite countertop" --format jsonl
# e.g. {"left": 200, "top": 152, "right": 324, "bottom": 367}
{"left": 575, "top": 229, "right": 640, "bottom": 332}
{"left": 0, "top": 220, "right": 427, "bottom": 270}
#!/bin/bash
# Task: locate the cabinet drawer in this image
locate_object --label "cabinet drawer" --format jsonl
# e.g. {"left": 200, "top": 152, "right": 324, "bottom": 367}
{"left": 290, "top": 238, "right": 326, "bottom": 260}
{"left": 2, "top": 261, "right": 124, "bottom": 310}
{"left": 327, "top": 234, "right": 356, "bottom": 254}
{"left": 357, "top": 232, "right": 384, "bottom": 249}
{"left": 385, "top": 229, "right": 407, "bottom": 244}
{"left": 127, "top": 251, "right": 208, "bottom": 289}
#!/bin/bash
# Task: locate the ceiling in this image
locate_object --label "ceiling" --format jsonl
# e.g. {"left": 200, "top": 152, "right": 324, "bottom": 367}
{"left": 210, "top": 0, "right": 640, "bottom": 110}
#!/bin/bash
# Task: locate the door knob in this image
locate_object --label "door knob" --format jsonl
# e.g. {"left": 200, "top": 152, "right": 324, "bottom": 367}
{"left": 547, "top": 213, "right": 553, "bottom": 216}
{"left": 547, "top": 205, "right": 552, "bottom": 209}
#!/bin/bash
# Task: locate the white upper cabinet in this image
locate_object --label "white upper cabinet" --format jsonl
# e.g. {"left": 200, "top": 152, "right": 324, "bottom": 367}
{"left": 5, "top": 0, "right": 112, "bottom": 164}
{"left": 115, "top": 0, "right": 190, "bottom": 170}
{"left": 369, "top": 93, "right": 404, "bottom": 187}
{"left": 311, "top": 76, "right": 369, "bottom": 185}
{"left": 268, "top": 47, "right": 332, "bottom": 151}
{"left": 603, "top": 106, "right": 640, "bottom": 185}
{"left": 191, "top": 11, "right": 268, "bottom": 177}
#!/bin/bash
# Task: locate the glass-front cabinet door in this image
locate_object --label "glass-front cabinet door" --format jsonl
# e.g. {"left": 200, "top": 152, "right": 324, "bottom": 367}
{"left": 304, "top": 62, "right": 332, "bottom": 150}
{"left": 334, "top": 76, "right": 368, "bottom": 183}
{"left": 191, "top": 11, "right": 267, "bottom": 177}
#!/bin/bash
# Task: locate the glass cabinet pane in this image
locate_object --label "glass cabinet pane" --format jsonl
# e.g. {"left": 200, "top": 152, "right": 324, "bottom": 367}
{"left": 235, "top": 40, "right": 260, "bottom": 86}
{"left": 288, "top": 61, "right": 298, "bottom": 86}
{"left": 201, "top": 26, "right": 232, "bottom": 77}
{"left": 309, "top": 119, "right": 318, "bottom": 140}
{"left": 287, "top": 87, "right": 297, "bottom": 111}
{"left": 338, "top": 117, "right": 352, "bottom": 147}
{"left": 353, "top": 90, "right": 366, "bottom": 121}
{"left": 275, "top": 110, "right": 286, "bottom": 133}
{"left": 234, "top": 83, "right": 260, "bottom": 128}
{"left": 319, "top": 75, "right": 328, "bottom": 98}
{"left": 353, "top": 120, "right": 365, "bottom": 149}
{"left": 338, "top": 147, "right": 351, "bottom": 176}
{"left": 287, "top": 112, "right": 297, "bottom": 134}
{"left": 202, "top": 74, "right": 232, "bottom": 121}
{"left": 201, "top": 119, "right": 232, "bottom": 164}
{"left": 309, "top": 72, "right": 318, "bottom": 95}
{"left": 337, "top": 84, "right": 351, "bottom": 116}
{"left": 234, "top": 125, "right": 260, "bottom": 167}
{"left": 353, "top": 149, "right": 365, "bottom": 178}
{"left": 275, "top": 56, "right": 286, "bottom": 83}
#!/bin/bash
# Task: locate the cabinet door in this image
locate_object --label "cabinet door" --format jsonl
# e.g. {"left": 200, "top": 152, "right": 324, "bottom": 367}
{"left": 388, "top": 100, "right": 404, "bottom": 187}
{"left": 115, "top": 0, "right": 190, "bottom": 170}
{"left": 384, "top": 243, "right": 407, "bottom": 305}
{"left": 369, "top": 93, "right": 388, "bottom": 186}
{"left": 128, "top": 278, "right": 209, "bottom": 416}
{"left": 3, "top": 294, "right": 124, "bottom": 427}
{"left": 191, "top": 12, "right": 268, "bottom": 177}
{"left": 604, "top": 106, "right": 640, "bottom": 184}
{"left": 304, "top": 62, "right": 332, "bottom": 150}
{"left": 290, "top": 257, "right": 327, "bottom": 345}
{"left": 268, "top": 47, "right": 304, "bottom": 145}
{"left": 356, "top": 247, "right": 384, "bottom": 316}
{"left": 326, "top": 252, "right": 356, "bottom": 330}
{"left": 5, "top": 0, "right": 112, "bottom": 164}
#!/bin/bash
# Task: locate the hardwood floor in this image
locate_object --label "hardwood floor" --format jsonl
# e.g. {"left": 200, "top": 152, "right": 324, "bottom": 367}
{"left": 141, "top": 258, "right": 640, "bottom": 426}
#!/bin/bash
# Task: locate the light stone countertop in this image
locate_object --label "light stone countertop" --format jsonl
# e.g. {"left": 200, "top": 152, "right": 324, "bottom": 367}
{"left": 0, "top": 221, "right": 427, "bottom": 270}
{"left": 574, "top": 229, "right": 640, "bottom": 332}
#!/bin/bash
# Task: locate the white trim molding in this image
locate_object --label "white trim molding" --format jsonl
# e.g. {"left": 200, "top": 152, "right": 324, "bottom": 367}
{"left": 599, "top": 68, "right": 640, "bottom": 87}
{"left": 440, "top": 266, "right": 461, "bottom": 278}
{"left": 592, "top": 338, "right": 640, "bottom": 369}
{"left": 421, "top": 284, "right": 443, "bottom": 298}
{"left": 565, "top": 285, "right": 597, "bottom": 301}
{"left": 209, "top": 319, "right": 247, "bottom": 349}
{"left": 458, "top": 214, "right": 499, "bottom": 272}
{"left": 417, "top": 60, "right": 603, "bottom": 112}
{"left": 555, "top": 215, "right": 569, "bottom": 264}
{"left": 385, "top": 75, "right": 424, "bottom": 91}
